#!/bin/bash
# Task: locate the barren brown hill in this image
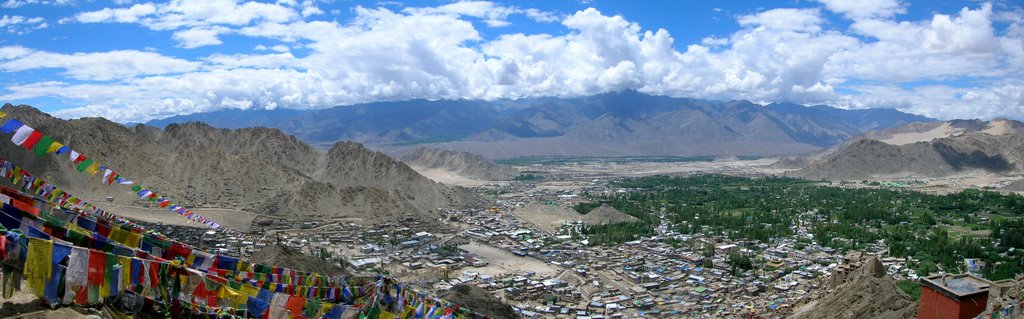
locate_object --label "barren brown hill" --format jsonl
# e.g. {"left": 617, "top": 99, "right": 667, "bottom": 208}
{"left": 794, "top": 119, "right": 1024, "bottom": 180}
{"left": 580, "top": 205, "right": 637, "bottom": 225}
{"left": 250, "top": 243, "right": 348, "bottom": 276}
{"left": 0, "top": 104, "right": 481, "bottom": 229}
{"left": 512, "top": 203, "right": 637, "bottom": 233}
{"left": 399, "top": 147, "right": 517, "bottom": 180}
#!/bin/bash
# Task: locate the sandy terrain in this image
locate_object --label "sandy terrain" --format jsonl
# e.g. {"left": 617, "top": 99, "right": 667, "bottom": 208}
{"left": 982, "top": 120, "right": 1015, "bottom": 135}
{"left": 880, "top": 122, "right": 961, "bottom": 145}
{"left": 460, "top": 241, "right": 559, "bottom": 277}
{"left": 397, "top": 138, "right": 820, "bottom": 159}
{"left": 519, "top": 158, "right": 789, "bottom": 182}
{"left": 511, "top": 203, "right": 580, "bottom": 233}
{"left": 408, "top": 167, "right": 497, "bottom": 187}
{"left": 88, "top": 201, "right": 257, "bottom": 232}
{"left": 877, "top": 120, "right": 1016, "bottom": 146}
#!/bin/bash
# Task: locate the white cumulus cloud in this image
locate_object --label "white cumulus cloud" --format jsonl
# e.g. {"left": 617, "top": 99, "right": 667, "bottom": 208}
{"left": 1, "top": 1, "right": 1022, "bottom": 123}
{"left": 818, "top": 0, "right": 906, "bottom": 19}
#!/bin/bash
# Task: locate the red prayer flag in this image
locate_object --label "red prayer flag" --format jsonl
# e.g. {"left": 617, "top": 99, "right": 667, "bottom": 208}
{"left": 285, "top": 295, "right": 306, "bottom": 315}
{"left": 20, "top": 131, "right": 43, "bottom": 150}
{"left": 148, "top": 261, "right": 160, "bottom": 288}
{"left": 88, "top": 250, "right": 106, "bottom": 287}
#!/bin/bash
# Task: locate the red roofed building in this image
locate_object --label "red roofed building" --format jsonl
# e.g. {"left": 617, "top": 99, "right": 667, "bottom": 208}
{"left": 917, "top": 274, "right": 990, "bottom": 319}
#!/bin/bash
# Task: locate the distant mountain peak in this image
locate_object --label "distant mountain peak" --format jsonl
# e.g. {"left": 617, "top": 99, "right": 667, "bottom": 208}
{"left": 141, "top": 92, "right": 935, "bottom": 158}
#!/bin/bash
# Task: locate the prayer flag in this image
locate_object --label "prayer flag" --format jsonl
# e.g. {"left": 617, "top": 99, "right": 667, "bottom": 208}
{"left": 46, "top": 141, "right": 63, "bottom": 153}
{"left": 247, "top": 296, "right": 270, "bottom": 318}
{"left": 0, "top": 119, "right": 23, "bottom": 134}
{"left": 85, "top": 162, "right": 100, "bottom": 175}
{"left": 32, "top": 136, "right": 54, "bottom": 157}
{"left": 20, "top": 130, "right": 43, "bottom": 150}
{"left": 76, "top": 159, "right": 93, "bottom": 172}
{"left": 70, "top": 151, "right": 85, "bottom": 163}
{"left": 11, "top": 125, "right": 34, "bottom": 146}
{"left": 24, "top": 238, "right": 53, "bottom": 298}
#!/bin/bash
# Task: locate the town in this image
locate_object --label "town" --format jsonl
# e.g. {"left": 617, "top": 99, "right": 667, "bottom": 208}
{"left": 143, "top": 164, "right": 1024, "bottom": 319}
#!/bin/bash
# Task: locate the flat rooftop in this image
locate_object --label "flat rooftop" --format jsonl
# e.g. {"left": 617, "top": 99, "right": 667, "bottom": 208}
{"left": 921, "top": 274, "right": 990, "bottom": 299}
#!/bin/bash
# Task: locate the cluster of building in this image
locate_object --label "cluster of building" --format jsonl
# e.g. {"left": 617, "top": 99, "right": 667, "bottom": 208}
{"left": 426, "top": 202, "right": 879, "bottom": 318}
{"left": 137, "top": 168, "right": 1021, "bottom": 319}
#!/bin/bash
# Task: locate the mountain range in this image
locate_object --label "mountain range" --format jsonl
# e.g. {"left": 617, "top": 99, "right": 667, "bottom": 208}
{"left": 795, "top": 119, "right": 1024, "bottom": 180}
{"left": 146, "top": 91, "right": 934, "bottom": 159}
{"left": 0, "top": 104, "right": 479, "bottom": 229}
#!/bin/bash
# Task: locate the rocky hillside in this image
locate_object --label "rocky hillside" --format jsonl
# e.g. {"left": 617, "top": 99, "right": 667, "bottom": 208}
{"left": 0, "top": 104, "right": 480, "bottom": 228}
{"left": 399, "top": 147, "right": 517, "bottom": 180}
{"left": 859, "top": 119, "right": 1024, "bottom": 145}
{"left": 438, "top": 284, "right": 517, "bottom": 319}
{"left": 795, "top": 119, "right": 1024, "bottom": 180}
{"left": 148, "top": 91, "right": 933, "bottom": 158}
{"left": 250, "top": 243, "right": 348, "bottom": 276}
{"left": 789, "top": 258, "right": 916, "bottom": 319}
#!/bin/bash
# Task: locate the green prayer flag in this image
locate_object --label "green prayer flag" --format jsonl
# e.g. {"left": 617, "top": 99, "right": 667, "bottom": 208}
{"left": 366, "top": 305, "right": 380, "bottom": 319}
{"left": 131, "top": 185, "right": 142, "bottom": 192}
{"left": 303, "top": 298, "right": 321, "bottom": 318}
{"left": 76, "top": 158, "right": 93, "bottom": 172}
{"left": 66, "top": 230, "right": 88, "bottom": 247}
{"left": 32, "top": 136, "right": 54, "bottom": 157}
{"left": 105, "top": 253, "right": 117, "bottom": 293}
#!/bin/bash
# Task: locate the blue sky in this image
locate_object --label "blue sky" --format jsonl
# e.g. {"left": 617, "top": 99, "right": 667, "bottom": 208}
{"left": 0, "top": 0, "right": 1022, "bottom": 122}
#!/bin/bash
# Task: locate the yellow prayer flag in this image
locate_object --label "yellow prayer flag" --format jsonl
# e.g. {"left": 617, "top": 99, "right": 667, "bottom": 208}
{"left": 24, "top": 238, "right": 53, "bottom": 298}
{"left": 241, "top": 284, "right": 260, "bottom": 298}
{"left": 218, "top": 285, "right": 244, "bottom": 307}
{"left": 0, "top": 111, "right": 6, "bottom": 118}
{"left": 46, "top": 141, "right": 63, "bottom": 154}
{"left": 399, "top": 306, "right": 414, "bottom": 319}
{"left": 67, "top": 223, "right": 89, "bottom": 236}
{"left": 124, "top": 231, "right": 142, "bottom": 249}
{"left": 378, "top": 311, "right": 397, "bottom": 319}
{"left": 85, "top": 162, "right": 100, "bottom": 175}
{"left": 118, "top": 256, "right": 131, "bottom": 290}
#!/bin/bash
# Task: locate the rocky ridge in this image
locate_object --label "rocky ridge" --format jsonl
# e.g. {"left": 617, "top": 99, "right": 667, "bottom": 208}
{"left": 0, "top": 104, "right": 481, "bottom": 228}
{"left": 794, "top": 119, "right": 1024, "bottom": 180}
